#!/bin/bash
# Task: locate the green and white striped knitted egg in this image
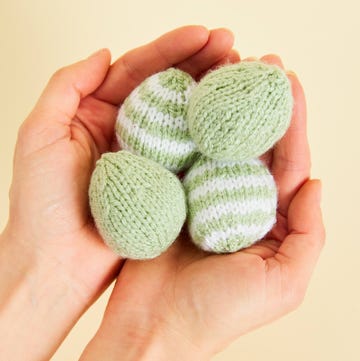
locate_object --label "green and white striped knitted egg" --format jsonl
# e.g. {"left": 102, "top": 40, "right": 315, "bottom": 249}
{"left": 183, "top": 156, "right": 277, "bottom": 253}
{"left": 115, "top": 68, "right": 199, "bottom": 173}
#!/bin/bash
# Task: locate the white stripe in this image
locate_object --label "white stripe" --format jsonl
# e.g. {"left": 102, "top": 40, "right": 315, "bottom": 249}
{"left": 116, "top": 133, "right": 181, "bottom": 172}
{"left": 146, "top": 73, "right": 194, "bottom": 104}
{"left": 184, "top": 158, "right": 264, "bottom": 185}
{"left": 188, "top": 175, "right": 275, "bottom": 202}
{"left": 190, "top": 198, "right": 276, "bottom": 230}
{"left": 198, "top": 218, "right": 275, "bottom": 251}
{"left": 127, "top": 87, "right": 189, "bottom": 131}
{"left": 116, "top": 107, "right": 196, "bottom": 156}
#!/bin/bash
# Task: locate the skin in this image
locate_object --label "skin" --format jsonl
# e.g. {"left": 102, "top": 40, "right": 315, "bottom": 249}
{"left": 0, "top": 25, "right": 325, "bottom": 361}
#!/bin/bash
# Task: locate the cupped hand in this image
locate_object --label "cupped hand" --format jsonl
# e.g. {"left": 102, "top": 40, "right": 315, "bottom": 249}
{"left": 1, "top": 26, "right": 238, "bottom": 360}
{"left": 80, "top": 56, "right": 325, "bottom": 360}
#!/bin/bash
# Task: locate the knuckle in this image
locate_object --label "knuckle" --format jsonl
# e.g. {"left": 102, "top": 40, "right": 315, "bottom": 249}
{"left": 120, "top": 55, "right": 142, "bottom": 85}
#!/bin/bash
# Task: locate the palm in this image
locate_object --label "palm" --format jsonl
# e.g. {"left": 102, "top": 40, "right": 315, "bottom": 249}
{"left": 111, "top": 215, "right": 287, "bottom": 353}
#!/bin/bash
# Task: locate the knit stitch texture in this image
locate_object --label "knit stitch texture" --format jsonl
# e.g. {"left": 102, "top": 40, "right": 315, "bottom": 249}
{"left": 183, "top": 156, "right": 277, "bottom": 253}
{"left": 89, "top": 151, "right": 187, "bottom": 259}
{"left": 116, "top": 68, "right": 199, "bottom": 173}
{"left": 187, "top": 61, "right": 293, "bottom": 161}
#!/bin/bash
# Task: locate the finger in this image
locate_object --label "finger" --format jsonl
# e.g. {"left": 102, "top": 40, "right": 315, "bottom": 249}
{"left": 19, "top": 49, "right": 111, "bottom": 154}
{"left": 257, "top": 55, "right": 284, "bottom": 192}
{"left": 242, "top": 56, "right": 258, "bottom": 62}
{"left": 196, "top": 48, "right": 241, "bottom": 80}
{"left": 260, "top": 54, "right": 284, "bottom": 68}
{"left": 270, "top": 71, "right": 311, "bottom": 215}
{"left": 214, "top": 48, "right": 241, "bottom": 66}
{"left": 259, "top": 150, "right": 273, "bottom": 169}
{"left": 241, "top": 239, "right": 282, "bottom": 259}
{"left": 177, "top": 28, "right": 235, "bottom": 79}
{"left": 30, "top": 49, "right": 111, "bottom": 127}
{"left": 74, "top": 95, "right": 119, "bottom": 155}
{"left": 275, "top": 180, "right": 325, "bottom": 286}
{"left": 93, "top": 26, "right": 210, "bottom": 105}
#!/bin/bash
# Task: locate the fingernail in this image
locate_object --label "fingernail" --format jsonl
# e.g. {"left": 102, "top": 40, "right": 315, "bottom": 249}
{"left": 87, "top": 48, "right": 107, "bottom": 59}
{"left": 243, "top": 56, "right": 259, "bottom": 62}
{"left": 286, "top": 70, "right": 298, "bottom": 78}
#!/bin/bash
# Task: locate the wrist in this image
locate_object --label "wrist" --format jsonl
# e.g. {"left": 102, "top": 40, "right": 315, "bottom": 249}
{"left": 0, "top": 225, "right": 87, "bottom": 360}
{"left": 0, "top": 225, "right": 36, "bottom": 303}
{"left": 80, "top": 309, "right": 211, "bottom": 361}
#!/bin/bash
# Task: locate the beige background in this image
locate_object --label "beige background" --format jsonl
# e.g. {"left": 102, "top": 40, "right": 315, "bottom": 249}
{"left": 1, "top": 0, "right": 359, "bottom": 360}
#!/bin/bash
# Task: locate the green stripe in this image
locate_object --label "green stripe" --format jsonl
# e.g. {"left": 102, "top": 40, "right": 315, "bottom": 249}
{"left": 190, "top": 230, "right": 256, "bottom": 253}
{"left": 184, "top": 163, "right": 269, "bottom": 189}
{"left": 187, "top": 189, "right": 276, "bottom": 217}
{"left": 117, "top": 124, "right": 198, "bottom": 171}
{"left": 122, "top": 98, "right": 191, "bottom": 142}
{"left": 138, "top": 81, "right": 187, "bottom": 117}
{"left": 211, "top": 236, "right": 258, "bottom": 253}
{"left": 157, "top": 69, "right": 194, "bottom": 93}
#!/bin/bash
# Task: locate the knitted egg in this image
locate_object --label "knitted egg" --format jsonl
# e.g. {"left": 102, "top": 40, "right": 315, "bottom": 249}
{"left": 183, "top": 156, "right": 277, "bottom": 253}
{"left": 187, "top": 61, "right": 293, "bottom": 161}
{"left": 115, "top": 68, "right": 198, "bottom": 173}
{"left": 89, "top": 151, "right": 186, "bottom": 259}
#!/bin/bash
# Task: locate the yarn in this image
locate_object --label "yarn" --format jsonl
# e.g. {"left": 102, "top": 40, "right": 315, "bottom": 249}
{"left": 183, "top": 156, "right": 277, "bottom": 253}
{"left": 115, "top": 67, "right": 199, "bottom": 173}
{"left": 88, "top": 61, "right": 294, "bottom": 258}
{"left": 89, "top": 151, "right": 187, "bottom": 259}
{"left": 187, "top": 61, "right": 293, "bottom": 161}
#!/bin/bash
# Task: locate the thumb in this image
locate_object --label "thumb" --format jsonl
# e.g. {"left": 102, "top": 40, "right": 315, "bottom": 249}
{"left": 20, "top": 49, "right": 111, "bottom": 151}
{"left": 276, "top": 179, "right": 325, "bottom": 284}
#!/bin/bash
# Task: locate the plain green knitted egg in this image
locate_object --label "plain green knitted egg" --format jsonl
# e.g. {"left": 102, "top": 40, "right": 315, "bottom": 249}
{"left": 187, "top": 61, "right": 293, "bottom": 161}
{"left": 89, "top": 151, "right": 186, "bottom": 259}
{"left": 183, "top": 156, "right": 277, "bottom": 253}
{"left": 115, "top": 68, "right": 199, "bottom": 173}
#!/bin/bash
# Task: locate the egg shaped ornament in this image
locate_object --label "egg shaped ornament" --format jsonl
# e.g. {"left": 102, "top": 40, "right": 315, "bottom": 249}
{"left": 187, "top": 61, "right": 293, "bottom": 161}
{"left": 183, "top": 156, "right": 277, "bottom": 253}
{"left": 115, "top": 68, "right": 199, "bottom": 173}
{"left": 89, "top": 151, "right": 187, "bottom": 259}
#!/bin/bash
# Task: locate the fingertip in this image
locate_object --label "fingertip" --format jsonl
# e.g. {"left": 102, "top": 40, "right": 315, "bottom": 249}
{"left": 210, "top": 27, "right": 235, "bottom": 51}
{"left": 286, "top": 70, "right": 298, "bottom": 79}
{"left": 309, "top": 179, "right": 322, "bottom": 204}
{"left": 177, "top": 27, "right": 235, "bottom": 79}
{"left": 193, "top": 24, "right": 210, "bottom": 36}
{"left": 228, "top": 48, "right": 241, "bottom": 63}
{"left": 288, "top": 179, "right": 324, "bottom": 236}
{"left": 179, "top": 25, "right": 210, "bottom": 46}
{"left": 207, "top": 49, "right": 241, "bottom": 71}
{"left": 260, "top": 53, "right": 284, "bottom": 69}
{"left": 242, "top": 56, "right": 259, "bottom": 62}
{"left": 101, "top": 48, "right": 112, "bottom": 64}
{"left": 286, "top": 70, "right": 303, "bottom": 93}
{"left": 87, "top": 48, "right": 111, "bottom": 60}
{"left": 286, "top": 69, "right": 307, "bottom": 121}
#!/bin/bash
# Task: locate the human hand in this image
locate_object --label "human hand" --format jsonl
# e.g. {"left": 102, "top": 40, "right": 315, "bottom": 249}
{"left": 79, "top": 55, "right": 325, "bottom": 361}
{"left": 0, "top": 26, "right": 238, "bottom": 361}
